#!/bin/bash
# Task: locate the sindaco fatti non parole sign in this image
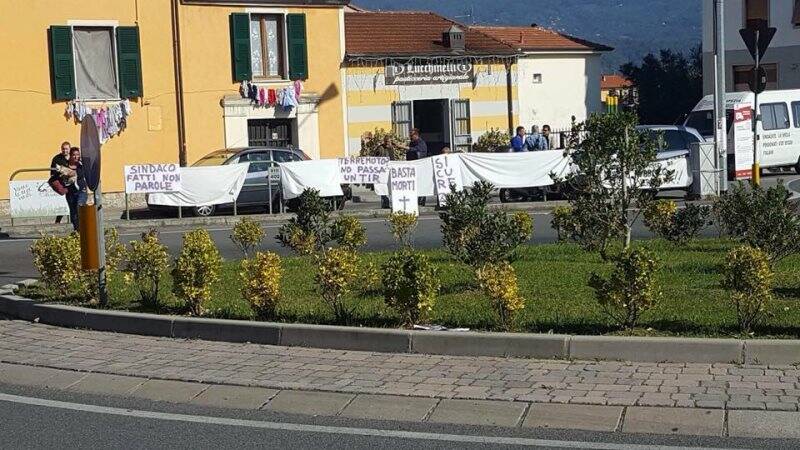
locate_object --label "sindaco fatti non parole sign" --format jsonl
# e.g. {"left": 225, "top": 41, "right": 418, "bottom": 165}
{"left": 124, "top": 164, "right": 182, "bottom": 194}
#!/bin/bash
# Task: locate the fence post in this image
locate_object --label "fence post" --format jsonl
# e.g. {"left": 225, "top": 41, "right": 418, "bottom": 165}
{"left": 125, "top": 193, "right": 130, "bottom": 220}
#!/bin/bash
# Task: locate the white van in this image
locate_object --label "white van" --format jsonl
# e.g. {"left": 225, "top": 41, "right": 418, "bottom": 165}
{"left": 685, "top": 90, "right": 800, "bottom": 175}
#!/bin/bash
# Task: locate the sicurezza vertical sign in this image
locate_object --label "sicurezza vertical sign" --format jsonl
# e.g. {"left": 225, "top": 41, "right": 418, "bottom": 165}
{"left": 732, "top": 104, "right": 754, "bottom": 179}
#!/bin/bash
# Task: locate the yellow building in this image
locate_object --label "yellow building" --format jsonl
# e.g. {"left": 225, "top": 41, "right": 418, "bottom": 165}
{"left": 0, "top": 0, "right": 348, "bottom": 202}
{"left": 343, "top": 12, "right": 519, "bottom": 155}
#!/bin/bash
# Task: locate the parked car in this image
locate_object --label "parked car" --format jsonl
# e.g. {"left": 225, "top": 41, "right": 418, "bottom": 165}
{"left": 148, "top": 147, "right": 311, "bottom": 217}
{"left": 636, "top": 125, "right": 703, "bottom": 154}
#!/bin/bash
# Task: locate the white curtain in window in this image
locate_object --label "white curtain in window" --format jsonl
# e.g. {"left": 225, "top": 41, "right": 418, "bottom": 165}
{"left": 250, "top": 18, "right": 264, "bottom": 77}
{"left": 265, "top": 17, "right": 280, "bottom": 77}
{"left": 74, "top": 28, "right": 118, "bottom": 100}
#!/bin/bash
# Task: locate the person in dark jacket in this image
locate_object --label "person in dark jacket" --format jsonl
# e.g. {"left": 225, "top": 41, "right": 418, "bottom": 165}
{"left": 61, "top": 147, "right": 88, "bottom": 231}
{"left": 406, "top": 128, "right": 428, "bottom": 161}
{"left": 49, "top": 141, "right": 71, "bottom": 224}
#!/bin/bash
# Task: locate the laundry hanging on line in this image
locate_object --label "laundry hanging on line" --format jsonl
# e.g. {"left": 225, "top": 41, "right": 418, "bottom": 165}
{"left": 65, "top": 99, "right": 132, "bottom": 144}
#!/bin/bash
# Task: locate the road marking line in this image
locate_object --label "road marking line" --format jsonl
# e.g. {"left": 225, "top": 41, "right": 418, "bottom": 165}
{"left": 0, "top": 392, "right": 734, "bottom": 449}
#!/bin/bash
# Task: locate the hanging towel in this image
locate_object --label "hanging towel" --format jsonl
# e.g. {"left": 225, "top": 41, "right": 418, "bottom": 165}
{"left": 267, "top": 89, "right": 277, "bottom": 106}
{"left": 258, "top": 88, "right": 266, "bottom": 106}
{"left": 280, "top": 86, "right": 297, "bottom": 111}
{"left": 293, "top": 80, "right": 302, "bottom": 98}
{"left": 248, "top": 84, "right": 258, "bottom": 103}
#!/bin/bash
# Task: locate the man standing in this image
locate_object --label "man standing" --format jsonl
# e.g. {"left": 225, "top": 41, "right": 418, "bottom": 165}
{"left": 525, "top": 125, "right": 547, "bottom": 151}
{"left": 541, "top": 124, "right": 557, "bottom": 150}
{"left": 48, "top": 141, "right": 71, "bottom": 224}
{"left": 510, "top": 126, "right": 527, "bottom": 152}
{"left": 406, "top": 128, "right": 428, "bottom": 161}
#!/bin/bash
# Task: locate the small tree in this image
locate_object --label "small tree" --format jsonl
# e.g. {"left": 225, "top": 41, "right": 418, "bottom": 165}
{"left": 360, "top": 128, "right": 407, "bottom": 161}
{"left": 382, "top": 250, "right": 439, "bottom": 327}
{"left": 589, "top": 248, "right": 660, "bottom": 330}
{"left": 172, "top": 229, "right": 222, "bottom": 316}
{"left": 315, "top": 247, "right": 358, "bottom": 324}
{"left": 476, "top": 261, "right": 525, "bottom": 331}
{"left": 240, "top": 251, "right": 282, "bottom": 320}
{"left": 123, "top": 230, "right": 169, "bottom": 308}
{"left": 104, "top": 228, "right": 126, "bottom": 274}
{"left": 230, "top": 217, "right": 264, "bottom": 258}
{"left": 715, "top": 181, "right": 800, "bottom": 263}
{"left": 331, "top": 215, "right": 367, "bottom": 250}
{"left": 472, "top": 129, "right": 510, "bottom": 153}
{"left": 555, "top": 112, "right": 671, "bottom": 256}
{"left": 277, "top": 188, "right": 333, "bottom": 255}
{"left": 387, "top": 212, "right": 418, "bottom": 249}
{"left": 722, "top": 246, "right": 773, "bottom": 333}
{"left": 440, "top": 182, "right": 532, "bottom": 267}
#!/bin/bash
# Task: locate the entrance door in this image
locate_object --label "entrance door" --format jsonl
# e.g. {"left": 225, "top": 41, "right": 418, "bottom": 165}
{"left": 248, "top": 119, "right": 293, "bottom": 147}
{"left": 412, "top": 99, "right": 449, "bottom": 155}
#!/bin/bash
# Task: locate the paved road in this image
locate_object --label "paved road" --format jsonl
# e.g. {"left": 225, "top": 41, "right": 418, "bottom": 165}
{"left": 0, "top": 212, "right": 666, "bottom": 285}
{"left": 1, "top": 383, "right": 786, "bottom": 449}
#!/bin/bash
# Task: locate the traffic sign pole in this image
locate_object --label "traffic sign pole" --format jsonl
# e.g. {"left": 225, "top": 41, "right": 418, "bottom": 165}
{"left": 752, "top": 29, "right": 760, "bottom": 187}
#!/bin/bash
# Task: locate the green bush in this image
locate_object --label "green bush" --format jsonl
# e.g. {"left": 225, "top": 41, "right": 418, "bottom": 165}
{"left": 472, "top": 129, "right": 510, "bottom": 153}
{"left": 360, "top": 128, "right": 407, "bottom": 161}
{"left": 440, "top": 182, "right": 532, "bottom": 267}
{"left": 123, "top": 229, "right": 169, "bottom": 308}
{"left": 315, "top": 247, "right": 359, "bottom": 324}
{"left": 387, "top": 212, "right": 418, "bottom": 249}
{"left": 643, "top": 200, "right": 710, "bottom": 244}
{"left": 331, "top": 215, "right": 367, "bottom": 250}
{"left": 30, "top": 233, "right": 81, "bottom": 292}
{"left": 589, "top": 248, "right": 660, "bottom": 330}
{"left": 476, "top": 261, "right": 525, "bottom": 331}
{"left": 240, "top": 251, "right": 282, "bottom": 319}
{"left": 277, "top": 188, "right": 332, "bottom": 255}
{"left": 551, "top": 206, "right": 574, "bottom": 242}
{"left": 382, "top": 251, "right": 439, "bottom": 327}
{"left": 230, "top": 217, "right": 264, "bottom": 257}
{"left": 172, "top": 229, "right": 222, "bottom": 316}
{"left": 104, "top": 228, "right": 126, "bottom": 274}
{"left": 715, "top": 182, "right": 800, "bottom": 262}
{"left": 722, "top": 246, "right": 774, "bottom": 333}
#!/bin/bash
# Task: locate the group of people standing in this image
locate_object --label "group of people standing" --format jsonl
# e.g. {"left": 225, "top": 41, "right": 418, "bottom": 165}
{"left": 511, "top": 124, "right": 557, "bottom": 152}
{"left": 48, "top": 141, "right": 87, "bottom": 231}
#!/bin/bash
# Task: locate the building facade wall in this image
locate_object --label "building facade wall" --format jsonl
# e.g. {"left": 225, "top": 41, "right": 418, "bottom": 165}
{"left": 344, "top": 62, "right": 519, "bottom": 154}
{"left": 0, "top": 1, "right": 346, "bottom": 201}
{"left": 517, "top": 54, "right": 602, "bottom": 131}
{"left": 702, "top": 0, "right": 800, "bottom": 94}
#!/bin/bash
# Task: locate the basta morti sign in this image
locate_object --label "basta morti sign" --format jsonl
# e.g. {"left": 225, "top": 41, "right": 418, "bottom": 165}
{"left": 385, "top": 61, "right": 474, "bottom": 85}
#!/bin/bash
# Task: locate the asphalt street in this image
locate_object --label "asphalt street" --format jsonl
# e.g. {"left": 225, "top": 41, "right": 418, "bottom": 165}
{"left": 0, "top": 383, "right": 792, "bottom": 450}
{"left": 0, "top": 212, "right": 664, "bottom": 286}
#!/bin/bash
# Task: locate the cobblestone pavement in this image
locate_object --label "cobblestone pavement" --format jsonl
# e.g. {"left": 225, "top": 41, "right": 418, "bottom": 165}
{"left": 1, "top": 320, "right": 799, "bottom": 412}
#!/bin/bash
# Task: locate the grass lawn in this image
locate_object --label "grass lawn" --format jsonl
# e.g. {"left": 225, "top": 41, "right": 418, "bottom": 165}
{"left": 20, "top": 239, "right": 800, "bottom": 338}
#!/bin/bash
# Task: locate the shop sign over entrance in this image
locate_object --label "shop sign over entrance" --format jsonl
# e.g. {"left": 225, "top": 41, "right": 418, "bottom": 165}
{"left": 385, "top": 61, "right": 474, "bottom": 85}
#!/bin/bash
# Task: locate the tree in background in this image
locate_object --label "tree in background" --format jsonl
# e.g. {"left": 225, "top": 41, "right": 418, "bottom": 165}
{"left": 620, "top": 46, "right": 702, "bottom": 125}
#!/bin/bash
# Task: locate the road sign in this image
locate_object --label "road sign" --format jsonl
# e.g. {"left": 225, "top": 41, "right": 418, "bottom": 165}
{"left": 748, "top": 66, "right": 768, "bottom": 94}
{"left": 739, "top": 20, "right": 777, "bottom": 62}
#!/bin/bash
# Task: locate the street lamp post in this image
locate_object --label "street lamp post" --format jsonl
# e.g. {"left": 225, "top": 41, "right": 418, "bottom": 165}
{"left": 714, "top": 0, "right": 728, "bottom": 194}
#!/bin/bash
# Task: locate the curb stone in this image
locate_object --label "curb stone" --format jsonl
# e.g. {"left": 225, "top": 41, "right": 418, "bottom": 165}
{"left": 2, "top": 293, "right": 798, "bottom": 364}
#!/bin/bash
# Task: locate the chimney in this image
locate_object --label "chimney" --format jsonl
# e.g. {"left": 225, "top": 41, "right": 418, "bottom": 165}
{"left": 443, "top": 25, "right": 465, "bottom": 52}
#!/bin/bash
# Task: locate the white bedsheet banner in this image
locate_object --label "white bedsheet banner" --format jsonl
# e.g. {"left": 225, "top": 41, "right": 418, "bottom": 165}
{"left": 147, "top": 163, "right": 249, "bottom": 207}
{"left": 278, "top": 151, "right": 693, "bottom": 200}
{"left": 280, "top": 160, "right": 344, "bottom": 199}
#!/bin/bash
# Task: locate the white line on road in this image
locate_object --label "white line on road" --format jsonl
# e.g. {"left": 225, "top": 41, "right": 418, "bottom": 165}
{"left": 0, "top": 392, "right": 736, "bottom": 450}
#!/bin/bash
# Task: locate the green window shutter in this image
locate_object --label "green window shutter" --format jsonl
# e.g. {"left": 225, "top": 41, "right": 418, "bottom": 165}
{"left": 48, "top": 26, "right": 75, "bottom": 101}
{"left": 116, "top": 26, "right": 143, "bottom": 98}
{"left": 230, "top": 13, "right": 252, "bottom": 81}
{"left": 287, "top": 13, "right": 308, "bottom": 81}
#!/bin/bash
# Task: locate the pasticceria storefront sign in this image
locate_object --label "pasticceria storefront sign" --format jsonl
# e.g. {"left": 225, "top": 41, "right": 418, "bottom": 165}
{"left": 384, "top": 61, "right": 475, "bottom": 85}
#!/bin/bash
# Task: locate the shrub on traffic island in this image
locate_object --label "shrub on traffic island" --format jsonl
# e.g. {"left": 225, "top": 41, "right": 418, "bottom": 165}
{"left": 476, "top": 261, "right": 525, "bottom": 331}
{"left": 331, "top": 215, "right": 367, "bottom": 250}
{"left": 589, "top": 248, "right": 660, "bottom": 330}
{"left": 277, "top": 188, "right": 332, "bottom": 255}
{"left": 315, "top": 247, "right": 359, "bottom": 324}
{"left": 643, "top": 200, "right": 709, "bottom": 244}
{"left": 387, "top": 212, "right": 417, "bottom": 249}
{"left": 722, "top": 246, "right": 774, "bottom": 333}
{"left": 381, "top": 250, "right": 439, "bottom": 327}
{"left": 240, "top": 251, "right": 283, "bottom": 319}
{"left": 30, "top": 233, "right": 81, "bottom": 292}
{"left": 123, "top": 229, "right": 169, "bottom": 308}
{"left": 230, "top": 217, "right": 264, "bottom": 258}
{"left": 172, "top": 229, "right": 222, "bottom": 316}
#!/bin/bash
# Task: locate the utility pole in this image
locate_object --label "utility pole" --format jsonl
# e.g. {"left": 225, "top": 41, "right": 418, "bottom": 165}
{"left": 713, "top": 0, "right": 727, "bottom": 193}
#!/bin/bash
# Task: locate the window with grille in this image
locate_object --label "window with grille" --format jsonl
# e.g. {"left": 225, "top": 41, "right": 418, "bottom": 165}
{"left": 247, "top": 119, "right": 293, "bottom": 147}
{"left": 391, "top": 102, "right": 412, "bottom": 139}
